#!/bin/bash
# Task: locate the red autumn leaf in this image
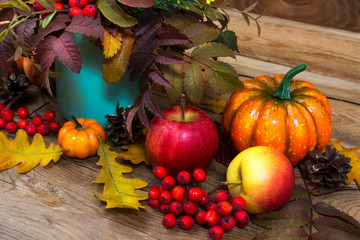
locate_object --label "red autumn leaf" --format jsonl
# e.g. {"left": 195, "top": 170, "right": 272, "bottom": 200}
{"left": 314, "top": 202, "right": 360, "bottom": 228}
{"left": 65, "top": 15, "right": 104, "bottom": 39}
{"left": 158, "top": 23, "right": 191, "bottom": 46}
{"left": 313, "top": 217, "right": 360, "bottom": 240}
{"left": 155, "top": 49, "right": 187, "bottom": 65}
{"left": 252, "top": 199, "right": 312, "bottom": 229}
{"left": 254, "top": 226, "right": 308, "bottom": 240}
{"left": 52, "top": 32, "right": 82, "bottom": 74}
{"left": 29, "top": 16, "right": 68, "bottom": 49}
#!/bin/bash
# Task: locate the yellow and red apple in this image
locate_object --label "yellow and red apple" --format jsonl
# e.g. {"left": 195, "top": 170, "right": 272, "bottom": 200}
{"left": 146, "top": 105, "right": 219, "bottom": 176}
{"left": 226, "top": 146, "right": 295, "bottom": 214}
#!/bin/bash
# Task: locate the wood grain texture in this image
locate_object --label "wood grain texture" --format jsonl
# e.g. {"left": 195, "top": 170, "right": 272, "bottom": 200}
{"left": 228, "top": 0, "right": 360, "bottom": 32}
{"left": 225, "top": 8, "right": 360, "bottom": 84}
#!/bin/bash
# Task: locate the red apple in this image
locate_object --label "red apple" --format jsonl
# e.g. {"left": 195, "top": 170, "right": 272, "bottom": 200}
{"left": 226, "top": 146, "right": 295, "bottom": 214}
{"left": 146, "top": 105, "right": 219, "bottom": 176}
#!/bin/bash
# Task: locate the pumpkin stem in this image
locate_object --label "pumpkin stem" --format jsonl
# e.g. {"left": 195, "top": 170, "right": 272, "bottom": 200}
{"left": 71, "top": 115, "right": 82, "bottom": 129}
{"left": 272, "top": 64, "right": 307, "bottom": 100}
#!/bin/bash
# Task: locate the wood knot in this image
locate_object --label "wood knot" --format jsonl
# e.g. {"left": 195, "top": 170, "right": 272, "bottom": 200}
{"left": 23, "top": 176, "right": 67, "bottom": 207}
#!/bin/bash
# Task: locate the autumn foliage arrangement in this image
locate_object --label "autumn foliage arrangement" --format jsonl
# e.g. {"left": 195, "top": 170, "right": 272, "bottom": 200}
{"left": 0, "top": 0, "right": 260, "bottom": 134}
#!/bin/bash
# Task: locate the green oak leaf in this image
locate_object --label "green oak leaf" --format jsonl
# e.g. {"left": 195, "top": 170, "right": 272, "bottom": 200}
{"left": 191, "top": 42, "right": 236, "bottom": 59}
{"left": 98, "top": 0, "right": 137, "bottom": 27}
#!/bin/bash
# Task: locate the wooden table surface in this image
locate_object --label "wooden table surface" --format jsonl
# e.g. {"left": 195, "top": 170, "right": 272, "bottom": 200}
{"left": 1, "top": 7, "right": 360, "bottom": 240}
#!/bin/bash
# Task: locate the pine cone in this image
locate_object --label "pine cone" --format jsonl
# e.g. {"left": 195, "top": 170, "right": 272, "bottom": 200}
{"left": 0, "top": 73, "right": 29, "bottom": 104}
{"left": 302, "top": 145, "right": 352, "bottom": 188}
{"left": 105, "top": 103, "right": 144, "bottom": 146}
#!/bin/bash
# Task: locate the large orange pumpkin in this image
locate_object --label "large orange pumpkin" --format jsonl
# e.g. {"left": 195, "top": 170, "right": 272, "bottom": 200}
{"left": 222, "top": 65, "right": 331, "bottom": 165}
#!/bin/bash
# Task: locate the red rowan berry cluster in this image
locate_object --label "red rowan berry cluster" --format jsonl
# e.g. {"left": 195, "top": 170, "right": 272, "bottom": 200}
{"left": 149, "top": 166, "right": 250, "bottom": 240}
{"left": 33, "top": 0, "right": 97, "bottom": 18}
{"left": 0, "top": 103, "right": 61, "bottom": 136}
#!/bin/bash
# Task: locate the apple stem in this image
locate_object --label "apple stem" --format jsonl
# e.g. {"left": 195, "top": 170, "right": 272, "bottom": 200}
{"left": 221, "top": 180, "right": 242, "bottom": 186}
{"left": 180, "top": 93, "right": 185, "bottom": 122}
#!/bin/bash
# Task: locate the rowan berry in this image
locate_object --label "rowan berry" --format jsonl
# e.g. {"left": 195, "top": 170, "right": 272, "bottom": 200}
{"left": 162, "top": 214, "right": 176, "bottom": 228}
{"left": 5, "top": 121, "right": 17, "bottom": 134}
{"left": 215, "top": 190, "right": 231, "bottom": 203}
{"left": 55, "top": 0, "right": 63, "bottom": 2}
{"left": 171, "top": 186, "right": 185, "bottom": 202}
{"left": 205, "top": 202, "right": 217, "bottom": 211}
{"left": 68, "top": 0, "right": 77, "bottom": 7}
{"left": 187, "top": 187, "right": 203, "bottom": 203}
{"left": 204, "top": 210, "right": 219, "bottom": 227}
{"left": 161, "top": 176, "right": 176, "bottom": 190}
{"left": 75, "top": 0, "right": 88, "bottom": 8}
{"left": 1, "top": 108, "right": 14, "bottom": 122}
{"left": 55, "top": 3, "right": 64, "bottom": 10}
{"left": 209, "top": 225, "right": 224, "bottom": 240}
{"left": 83, "top": 4, "right": 97, "bottom": 17}
{"left": 152, "top": 166, "right": 167, "bottom": 180}
{"left": 234, "top": 210, "right": 250, "bottom": 227}
{"left": 232, "top": 196, "right": 246, "bottom": 211}
{"left": 177, "top": 170, "right": 191, "bottom": 184}
{"left": 182, "top": 201, "right": 197, "bottom": 216}
{"left": 69, "top": 7, "right": 83, "bottom": 18}
{"left": 220, "top": 215, "right": 236, "bottom": 231}
{"left": 148, "top": 188, "right": 160, "bottom": 200}
{"left": 216, "top": 201, "right": 232, "bottom": 216}
{"left": 40, "top": 10, "right": 50, "bottom": 19}
{"left": 25, "top": 124, "right": 37, "bottom": 136}
{"left": 0, "top": 118, "right": 5, "bottom": 129}
{"left": 44, "top": 110, "right": 56, "bottom": 122}
{"left": 33, "top": 0, "right": 45, "bottom": 11}
{"left": 0, "top": 103, "right": 5, "bottom": 111}
{"left": 178, "top": 215, "right": 194, "bottom": 230}
{"left": 148, "top": 198, "right": 160, "bottom": 208}
{"left": 17, "top": 107, "right": 29, "bottom": 119}
{"left": 199, "top": 191, "right": 210, "bottom": 206}
{"left": 160, "top": 204, "right": 170, "bottom": 214}
{"left": 194, "top": 210, "right": 207, "bottom": 225}
{"left": 17, "top": 119, "right": 29, "bottom": 129}
{"left": 169, "top": 201, "right": 182, "bottom": 215}
{"left": 38, "top": 123, "right": 50, "bottom": 136}
{"left": 159, "top": 190, "right": 172, "bottom": 204}
{"left": 192, "top": 168, "right": 207, "bottom": 182}
{"left": 49, "top": 121, "right": 61, "bottom": 133}
{"left": 32, "top": 114, "right": 43, "bottom": 126}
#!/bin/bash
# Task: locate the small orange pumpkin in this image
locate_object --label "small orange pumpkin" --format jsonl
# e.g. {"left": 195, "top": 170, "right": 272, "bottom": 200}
{"left": 58, "top": 117, "right": 106, "bottom": 159}
{"left": 222, "top": 65, "right": 331, "bottom": 165}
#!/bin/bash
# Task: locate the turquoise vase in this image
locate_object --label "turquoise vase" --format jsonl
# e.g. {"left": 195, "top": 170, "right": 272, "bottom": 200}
{"left": 56, "top": 34, "right": 139, "bottom": 127}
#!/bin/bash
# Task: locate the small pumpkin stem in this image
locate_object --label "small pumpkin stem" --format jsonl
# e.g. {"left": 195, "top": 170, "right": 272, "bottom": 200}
{"left": 71, "top": 115, "right": 82, "bottom": 129}
{"left": 272, "top": 64, "right": 307, "bottom": 100}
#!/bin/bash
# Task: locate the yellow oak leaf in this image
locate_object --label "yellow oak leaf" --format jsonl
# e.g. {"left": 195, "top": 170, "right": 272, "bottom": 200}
{"left": 0, "top": 129, "right": 64, "bottom": 173}
{"left": 102, "top": 29, "right": 135, "bottom": 83}
{"left": 93, "top": 138, "right": 148, "bottom": 209}
{"left": 118, "top": 141, "right": 150, "bottom": 165}
{"left": 329, "top": 140, "right": 360, "bottom": 188}
{"left": 102, "top": 29, "right": 123, "bottom": 58}
{"left": 200, "top": 98, "right": 227, "bottom": 115}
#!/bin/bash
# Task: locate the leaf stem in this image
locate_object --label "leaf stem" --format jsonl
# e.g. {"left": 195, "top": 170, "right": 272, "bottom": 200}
{"left": 180, "top": 93, "right": 185, "bottom": 121}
